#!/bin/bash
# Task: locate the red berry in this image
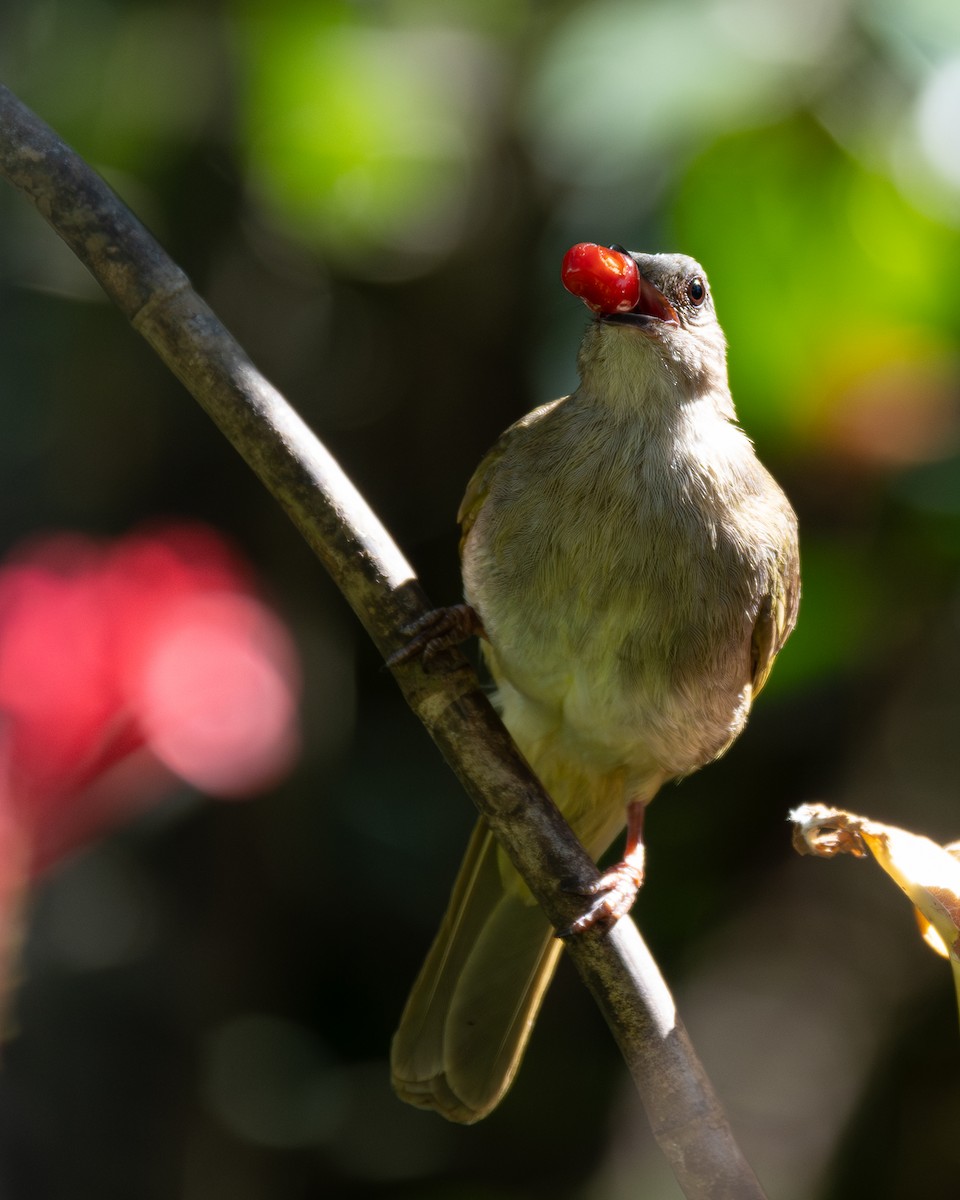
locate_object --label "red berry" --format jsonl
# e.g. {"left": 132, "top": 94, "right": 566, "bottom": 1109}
{"left": 561, "top": 243, "right": 640, "bottom": 314}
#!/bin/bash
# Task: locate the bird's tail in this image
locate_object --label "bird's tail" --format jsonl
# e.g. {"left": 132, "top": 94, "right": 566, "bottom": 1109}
{"left": 390, "top": 756, "right": 631, "bottom": 1123}
{"left": 390, "top": 819, "right": 561, "bottom": 1123}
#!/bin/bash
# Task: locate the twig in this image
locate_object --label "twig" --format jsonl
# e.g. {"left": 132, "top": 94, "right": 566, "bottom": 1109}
{"left": 0, "top": 83, "right": 767, "bottom": 1200}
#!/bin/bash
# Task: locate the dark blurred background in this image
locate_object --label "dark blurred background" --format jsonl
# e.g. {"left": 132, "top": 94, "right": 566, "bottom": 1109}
{"left": 2, "top": 1, "right": 960, "bottom": 1197}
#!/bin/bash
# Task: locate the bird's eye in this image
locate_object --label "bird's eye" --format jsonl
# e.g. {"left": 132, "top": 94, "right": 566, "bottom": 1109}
{"left": 608, "top": 243, "right": 627, "bottom": 253}
{"left": 686, "top": 277, "right": 706, "bottom": 307}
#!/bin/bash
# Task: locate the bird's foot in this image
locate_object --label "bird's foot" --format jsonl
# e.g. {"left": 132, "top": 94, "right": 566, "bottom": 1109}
{"left": 559, "top": 799, "right": 647, "bottom": 936}
{"left": 387, "top": 604, "right": 484, "bottom": 668}
{"left": 559, "top": 858, "right": 645, "bottom": 937}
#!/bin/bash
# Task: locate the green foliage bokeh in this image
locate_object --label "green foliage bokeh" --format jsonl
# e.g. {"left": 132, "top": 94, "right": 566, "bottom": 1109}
{"left": 1, "top": 0, "right": 960, "bottom": 1197}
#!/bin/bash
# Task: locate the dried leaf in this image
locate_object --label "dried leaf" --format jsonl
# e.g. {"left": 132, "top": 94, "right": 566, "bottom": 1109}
{"left": 790, "top": 803, "right": 960, "bottom": 1023}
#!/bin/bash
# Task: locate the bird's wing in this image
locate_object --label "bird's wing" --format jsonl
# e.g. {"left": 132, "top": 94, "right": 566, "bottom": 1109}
{"left": 750, "top": 539, "right": 801, "bottom": 698}
{"left": 456, "top": 432, "right": 511, "bottom": 552}
{"left": 457, "top": 399, "right": 563, "bottom": 553}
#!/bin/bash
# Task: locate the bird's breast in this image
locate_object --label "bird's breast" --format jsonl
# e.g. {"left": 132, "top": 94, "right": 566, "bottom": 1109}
{"left": 461, "top": 408, "right": 784, "bottom": 777}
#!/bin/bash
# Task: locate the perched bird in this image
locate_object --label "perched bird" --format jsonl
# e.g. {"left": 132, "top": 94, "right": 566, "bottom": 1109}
{"left": 390, "top": 244, "right": 800, "bottom": 1124}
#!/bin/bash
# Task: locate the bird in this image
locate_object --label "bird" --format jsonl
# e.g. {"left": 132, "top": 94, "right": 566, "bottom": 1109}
{"left": 389, "top": 244, "right": 800, "bottom": 1124}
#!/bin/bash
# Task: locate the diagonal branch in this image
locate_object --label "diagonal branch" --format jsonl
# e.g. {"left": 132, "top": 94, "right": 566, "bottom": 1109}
{"left": 0, "top": 83, "right": 767, "bottom": 1200}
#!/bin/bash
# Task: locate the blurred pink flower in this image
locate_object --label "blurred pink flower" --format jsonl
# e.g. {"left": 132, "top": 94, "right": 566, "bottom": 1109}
{"left": 0, "top": 523, "right": 301, "bottom": 876}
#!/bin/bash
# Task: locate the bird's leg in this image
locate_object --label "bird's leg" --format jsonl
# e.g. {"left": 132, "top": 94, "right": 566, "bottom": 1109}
{"left": 387, "top": 603, "right": 485, "bottom": 668}
{"left": 561, "top": 800, "right": 647, "bottom": 936}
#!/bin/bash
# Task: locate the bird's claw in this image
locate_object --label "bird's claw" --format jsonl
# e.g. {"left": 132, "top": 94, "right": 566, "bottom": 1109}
{"left": 387, "top": 604, "right": 483, "bottom": 668}
{"left": 558, "top": 861, "right": 644, "bottom": 937}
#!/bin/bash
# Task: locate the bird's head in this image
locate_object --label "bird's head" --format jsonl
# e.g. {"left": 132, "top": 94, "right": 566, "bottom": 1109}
{"left": 562, "top": 245, "right": 731, "bottom": 413}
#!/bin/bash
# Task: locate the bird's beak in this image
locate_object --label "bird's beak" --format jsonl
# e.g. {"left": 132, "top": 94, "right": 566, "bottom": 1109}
{"left": 601, "top": 272, "right": 679, "bottom": 330}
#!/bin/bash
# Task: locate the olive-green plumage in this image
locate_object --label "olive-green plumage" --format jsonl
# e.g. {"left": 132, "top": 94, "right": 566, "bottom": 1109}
{"left": 391, "top": 252, "right": 799, "bottom": 1123}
